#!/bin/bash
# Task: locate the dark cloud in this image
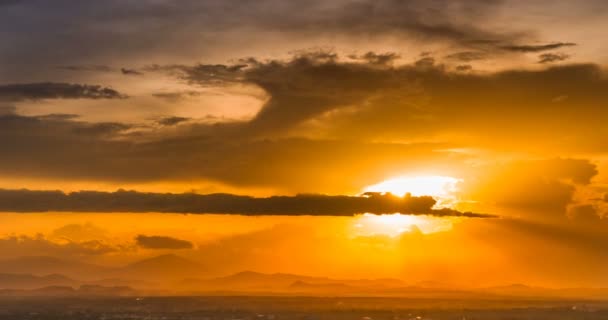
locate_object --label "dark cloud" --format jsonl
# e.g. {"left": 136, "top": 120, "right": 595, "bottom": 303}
{"left": 0, "top": 104, "right": 16, "bottom": 115}
{"left": 350, "top": 52, "right": 400, "bottom": 65}
{"left": 500, "top": 42, "right": 576, "bottom": 53}
{"left": 135, "top": 235, "right": 193, "bottom": 249}
{"left": 120, "top": 68, "right": 143, "bottom": 76}
{"left": 0, "top": 108, "right": 457, "bottom": 192}
{"left": 157, "top": 116, "right": 191, "bottom": 126}
{"left": 165, "top": 53, "right": 423, "bottom": 132}
{"left": 58, "top": 65, "right": 113, "bottom": 72}
{"left": 155, "top": 63, "right": 247, "bottom": 86}
{"left": 538, "top": 52, "right": 570, "bottom": 64}
{"left": 414, "top": 56, "right": 436, "bottom": 68}
{"left": 445, "top": 51, "right": 487, "bottom": 62}
{"left": 0, "top": 0, "right": 520, "bottom": 80}
{"left": 455, "top": 64, "right": 473, "bottom": 72}
{"left": 296, "top": 60, "right": 608, "bottom": 149}
{"left": 0, "top": 83, "right": 127, "bottom": 102}
{"left": 0, "top": 188, "right": 494, "bottom": 217}
{"left": 151, "top": 91, "right": 201, "bottom": 102}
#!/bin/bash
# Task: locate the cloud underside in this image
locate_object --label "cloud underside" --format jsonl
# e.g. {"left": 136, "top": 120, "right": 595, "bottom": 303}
{"left": 0, "top": 189, "right": 493, "bottom": 217}
{"left": 0, "top": 83, "right": 126, "bottom": 101}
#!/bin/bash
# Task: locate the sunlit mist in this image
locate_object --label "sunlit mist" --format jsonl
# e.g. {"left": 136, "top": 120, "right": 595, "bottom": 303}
{"left": 354, "top": 213, "right": 453, "bottom": 236}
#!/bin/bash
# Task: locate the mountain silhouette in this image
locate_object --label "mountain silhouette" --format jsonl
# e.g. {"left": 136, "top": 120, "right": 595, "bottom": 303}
{"left": 0, "top": 273, "right": 78, "bottom": 289}
{"left": 179, "top": 270, "right": 405, "bottom": 292}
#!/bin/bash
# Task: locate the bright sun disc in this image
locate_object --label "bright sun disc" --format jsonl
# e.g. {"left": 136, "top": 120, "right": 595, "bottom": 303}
{"left": 363, "top": 175, "right": 460, "bottom": 198}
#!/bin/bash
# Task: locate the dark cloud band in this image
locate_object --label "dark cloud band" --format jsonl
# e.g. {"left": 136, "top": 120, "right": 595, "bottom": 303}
{"left": 500, "top": 42, "right": 576, "bottom": 53}
{"left": 0, "top": 83, "right": 127, "bottom": 102}
{"left": 0, "top": 189, "right": 495, "bottom": 218}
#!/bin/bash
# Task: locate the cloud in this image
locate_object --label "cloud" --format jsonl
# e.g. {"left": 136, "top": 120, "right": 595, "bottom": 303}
{"left": 0, "top": 234, "right": 118, "bottom": 257}
{"left": 157, "top": 116, "right": 191, "bottom": 126}
{"left": 500, "top": 42, "right": 576, "bottom": 52}
{"left": 350, "top": 52, "right": 401, "bottom": 65}
{"left": 0, "top": 54, "right": 607, "bottom": 194}
{"left": 135, "top": 235, "right": 193, "bottom": 249}
{"left": 0, "top": 108, "right": 457, "bottom": 192}
{"left": 150, "top": 63, "right": 247, "bottom": 86}
{"left": 50, "top": 223, "right": 109, "bottom": 242}
{"left": 120, "top": 68, "right": 143, "bottom": 76}
{"left": 0, "top": 188, "right": 494, "bottom": 217}
{"left": 0, "top": 0, "right": 520, "bottom": 79}
{"left": 58, "top": 65, "right": 113, "bottom": 72}
{"left": 0, "top": 83, "right": 127, "bottom": 102}
{"left": 0, "top": 104, "right": 16, "bottom": 115}
{"left": 538, "top": 52, "right": 570, "bottom": 64}
{"left": 445, "top": 51, "right": 487, "bottom": 62}
{"left": 458, "top": 158, "right": 598, "bottom": 215}
{"left": 455, "top": 64, "right": 473, "bottom": 72}
{"left": 151, "top": 91, "right": 201, "bottom": 102}
{"left": 159, "top": 53, "right": 607, "bottom": 143}
{"left": 0, "top": 112, "right": 131, "bottom": 139}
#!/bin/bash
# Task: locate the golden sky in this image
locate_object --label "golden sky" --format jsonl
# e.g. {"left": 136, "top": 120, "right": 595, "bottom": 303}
{"left": 1, "top": 0, "right": 608, "bottom": 290}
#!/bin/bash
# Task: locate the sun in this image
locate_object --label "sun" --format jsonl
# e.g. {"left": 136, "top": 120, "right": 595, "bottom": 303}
{"left": 363, "top": 175, "right": 461, "bottom": 198}
{"left": 357, "top": 175, "right": 461, "bottom": 236}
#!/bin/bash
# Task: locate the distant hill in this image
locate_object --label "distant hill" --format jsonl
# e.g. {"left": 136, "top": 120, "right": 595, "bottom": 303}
{"left": 178, "top": 270, "right": 406, "bottom": 293}
{"left": 0, "top": 273, "right": 78, "bottom": 289}
{"left": 2, "top": 256, "right": 608, "bottom": 300}
{"left": 288, "top": 280, "right": 356, "bottom": 294}
{"left": 481, "top": 284, "right": 608, "bottom": 300}
{"left": 0, "top": 254, "right": 204, "bottom": 287}
{"left": 0, "top": 285, "right": 137, "bottom": 297}
{"left": 78, "top": 284, "right": 137, "bottom": 296}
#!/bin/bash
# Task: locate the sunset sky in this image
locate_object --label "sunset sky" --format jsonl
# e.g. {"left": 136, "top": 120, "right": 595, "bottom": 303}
{"left": 1, "top": 0, "right": 608, "bottom": 289}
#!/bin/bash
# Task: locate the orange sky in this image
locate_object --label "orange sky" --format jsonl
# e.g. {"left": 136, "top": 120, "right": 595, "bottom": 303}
{"left": 1, "top": 0, "right": 608, "bottom": 290}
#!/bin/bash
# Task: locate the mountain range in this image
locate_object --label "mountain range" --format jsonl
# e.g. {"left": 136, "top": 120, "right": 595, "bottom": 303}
{"left": 1, "top": 254, "right": 608, "bottom": 300}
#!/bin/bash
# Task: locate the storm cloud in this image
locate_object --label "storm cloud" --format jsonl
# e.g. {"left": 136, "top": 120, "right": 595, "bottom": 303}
{"left": 538, "top": 52, "right": 570, "bottom": 64}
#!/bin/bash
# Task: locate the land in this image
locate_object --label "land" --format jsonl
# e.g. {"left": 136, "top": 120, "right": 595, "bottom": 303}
{"left": 1, "top": 296, "right": 607, "bottom": 320}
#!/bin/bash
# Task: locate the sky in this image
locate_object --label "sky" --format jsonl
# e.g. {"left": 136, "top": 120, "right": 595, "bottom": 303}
{"left": 1, "top": 0, "right": 608, "bottom": 289}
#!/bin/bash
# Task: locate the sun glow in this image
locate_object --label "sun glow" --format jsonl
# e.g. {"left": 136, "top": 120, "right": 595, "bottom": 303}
{"left": 356, "top": 175, "right": 461, "bottom": 236}
{"left": 363, "top": 175, "right": 461, "bottom": 198}
{"left": 354, "top": 213, "right": 453, "bottom": 236}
